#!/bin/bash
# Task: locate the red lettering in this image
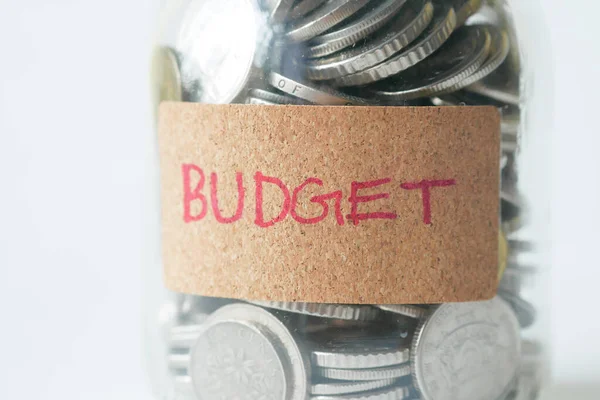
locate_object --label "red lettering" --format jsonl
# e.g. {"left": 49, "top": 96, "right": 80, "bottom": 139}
{"left": 346, "top": 178, "right": 397, "bottom": 225}
{"left": 254, "top": 172, "right": 291, "bottom": 228}
{"left": 291, "top": 178, "right": 344, "bottom": 225}
{"left": 400, "top": 179, "right": 456, "bottom": 225}
{"left": 182, "top": 164, "right": 207, "bottom": 223}
{"left": 210, "top": 172, "right": 245, "bottom": 224}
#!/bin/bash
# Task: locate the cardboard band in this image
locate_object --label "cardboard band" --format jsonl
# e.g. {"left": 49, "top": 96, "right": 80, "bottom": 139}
{"left": 158, "top": 103, "right": 500, "bottom": 304}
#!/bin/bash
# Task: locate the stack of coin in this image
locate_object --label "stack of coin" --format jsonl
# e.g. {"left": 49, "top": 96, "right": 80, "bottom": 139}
{"left": 149, "top": 0, "right": 544, "bottom": 398}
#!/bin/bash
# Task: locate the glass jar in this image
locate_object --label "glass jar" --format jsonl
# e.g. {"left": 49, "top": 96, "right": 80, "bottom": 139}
{"left": 146, "top": 1, "right": 552, "bottom": 399}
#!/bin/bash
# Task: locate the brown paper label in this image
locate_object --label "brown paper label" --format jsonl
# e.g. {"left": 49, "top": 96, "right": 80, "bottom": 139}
{"left": 158, "top": 103, "right": 500, "bottom": 304}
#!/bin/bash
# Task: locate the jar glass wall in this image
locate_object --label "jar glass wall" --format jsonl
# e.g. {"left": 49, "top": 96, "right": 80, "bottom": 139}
{"left": 146, "top": 1, "right": 552, "bottom": 399}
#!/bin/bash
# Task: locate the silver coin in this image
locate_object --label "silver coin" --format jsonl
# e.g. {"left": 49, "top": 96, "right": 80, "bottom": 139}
{"left": 176, "top": 0, "right": 270, "bottom": 103}
{"left": 288, "top": 0, "right": 327, "bottom": 20}
{"left": 268, "top": 71, "right": 372, "bottom": 105}
{"left": 249, "top": 88, "right": 311, "bottom": 104}
{"left": 168, "top": 353, "right": 190, "bottom": 370}
{"left": 310, "top": 378, "right": 398, "bottom": 396}
{"left": 311, "top": 337, "right": 411, "bottom": 368}
{"left": 452, "top": 0, "right": 483, "bottom": 27}
{"left": 377, "top": 304, "right": 428, "bottom": 319}
{"left": 306, "top": 0, "right": 435, "bottom": 81}
{"left": 246, "top": 97, "right": 283, "bottom": 105}
{"left": 411, "top": 297, "right": 521, "bottom": 400}
{"left": 189, "top": 304, "right": 309, "bottom": 400}
{"left": 332, "top": 2, "right": 455, "bottom": 87}
{"left": 286, "top": 0, "right": 370, "bottom": 42}
{"left": 311, "top": 385, "right": 411, "bottom": 400}
{"left": 465, "top": 58, "right": 520, "bottom": 106}
{"left": 252, "top": 299, "right": 380, "bottom": 320}
{"left": 316, "top": 364, "right": 411, "bottom": 381}
{"left": 498, "top": 290, "right": 537, "bottom": 329}
{"left": 305, "top": 0, "right": 408, "bottom": 58}
{"left": 437, "top": 24, "right": 509, "bottom": 94}
{"left": 263, "top": 0, "right": 295, "bottom": 23}
{"left": 366, "top": 25, "right": 491, "bottom": 102}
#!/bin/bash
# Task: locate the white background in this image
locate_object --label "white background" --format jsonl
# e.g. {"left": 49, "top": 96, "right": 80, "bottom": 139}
{"left": 0, "top": 0, "right": 598, "bottom": 398}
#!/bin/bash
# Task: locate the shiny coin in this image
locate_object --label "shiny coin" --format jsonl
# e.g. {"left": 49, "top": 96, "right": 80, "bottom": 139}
{"left": 498, "top": 290, "right": 537, "bottom": 328}
{"left": 377, "top": 304, "right": 428, "bottom": 319}
{"left": 438, "top": 24, "right": 509, "bottom": 94}
{"left": 316, "top": 363, "right": 411, "bottom": 381}
{"left": 248, "top": 87, "right": 311, "bottom": 104}
{"left": 263, "top": 0, "right": 295, "bottom": 23}
{"left": 452, "top": 0, "right": 483, "bottom": 27}
{"left": 466, "top": 58, "right": 520, "bottom": 105}
{"left": 268, "top": 71, "right": 372, "bottom": 105}
{"left": 411, "top": 297, "right": 521, "bottom": 400}
{"left": 176, "top": 0, "right": 271, "bottom": 103}
{"left": 310, "top": 337, "right": 411, "bottom": 368}
{"left": 307, "top": 0, "right": 434, "bottom": 82}
{"left": 311, "top": 385, "right": 411, "bottom": 400}
{"left": 246, "top": 97, "right": 283, "bottom": 105}
{"left": 189, "top": 303, "right": 309, "bottom": 400}
{"left": 151, "top": 47, "right": 182, "bottom": 113}
{"left": 305, "top": 0, "right": 408, "bottom": 58}
{"left": 286, "top": 0, "right": 370, "bottom": 42}
{"left": 288, "top": 0, "right": 327, "bottom": 20}
{"left": 366, "top": 25, "right": 491, "bottom": 102}
{"left": 251, "top": 299, "right": 380, "bottom": 320}
{"left": 310, "top": 378, "right": 398, "bottom": 396}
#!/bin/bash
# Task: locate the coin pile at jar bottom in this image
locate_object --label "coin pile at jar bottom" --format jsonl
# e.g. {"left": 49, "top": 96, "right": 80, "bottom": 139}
{"left": 154, "top": 0, "right": 543, "bottom": 399}
{"left": 164, "top": 295, "right": 539, "bottom": 400}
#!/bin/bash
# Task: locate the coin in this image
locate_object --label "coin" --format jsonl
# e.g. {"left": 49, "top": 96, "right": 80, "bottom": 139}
{"left": 168, "top": 353, "right": 190, "bottom": 370}
{"left": 305, "top": 0, "right": 408, "bottom": 58}
{"left": 498, "top": 290, "right": 536, "bottom": 328}
{"left": 365, "top": 25, "right": 491, "bottom": 101}
{"left": 251, "top": 299, "right": 380, "bottom": 320}
{"left": 333, "top": 2, "right": 456, "bottom": 86}
{"left": 288, "top": 0, "right": 327, "bottom": 20}
{"left": 248, "top": 88, "right": 311, "bottom": 104}
{"left": 286, "top": 0, "right": 370, "bottom": 42}
{"left": 151, "top": 47, "right": 182, "bottom": 114}
{"left": 304, "top": 0, "right": 435, "bottom": 81}
{"left": 263, "top": 0, "right": 295, "bottom": 23}
{"left": 411, "top": 297, "right": 521, "bottom": 400}
{"left": 316, "top": 363, "right": 411, "bottom": 381}
{"left": 176, "top": 0, "right": 271, "bottom": 103}
{"left": 465, "top": 59, "right": 520, "bottom": 105}
{"left": 452, "top": 0, "right": 483, "bottom": 27}
{"left": 310, "top": 378, "right": 398, "bottom": 396}
{"left": 377, "top": 304, "right": 428, "bottom": 319}
{"left": 268, "top": 71, "right": 372, "bottom": 105}
{"left": 310, "top": 337, "right": 411, "bottom": 368}
{"left": 189, "top": 303, "right": 309, "bottom": 400}
{"left": 438, "top": 24, "right": 509, "bottom": 94}
{"left": 311, "top": 385, "right": 412, "bottom": 400}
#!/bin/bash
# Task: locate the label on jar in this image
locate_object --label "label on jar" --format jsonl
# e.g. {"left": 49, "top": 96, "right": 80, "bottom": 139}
{"left": 158, "top": 103, "right": 500, "bottom": 304}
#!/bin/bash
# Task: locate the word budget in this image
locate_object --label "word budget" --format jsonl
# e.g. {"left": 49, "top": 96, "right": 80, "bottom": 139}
{"left": 181, "top": 164, "right": 456, "bottom": 228}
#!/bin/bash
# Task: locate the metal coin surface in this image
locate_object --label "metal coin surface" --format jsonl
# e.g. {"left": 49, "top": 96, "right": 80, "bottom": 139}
{"left": 410, "top": 297, "right": 521, "bottom": 400}
{"left": 366, "top": 25, "right": 491, "bottom": 101}
{"left": 286, "top": 0, "right": 370, "bottom": 42}
{"left": 176, "top": 0, "right": 269, "bottom": 103}
{"left": 252, "top": 299, "right": 380, "bottom": 320}
{"left": 189, "top": 304, "right": 309, "bottom": 400}
{"left": 306, "top": 0, "right": 434, "bottom": 81}
{"left": 332, "top": 2, "right": 455, "bottom": 87}
{"left": 311, "top": 385, "right": 411, "bottom": 400}
{"left": 310, "top": 337, "right": 411, "bottom": 368}
{"left": 377, "top": 304, "right": 428, "bottom": 319}
{"left": 305, "top": 0, "right": 408, "bottom": 58}
{"left": 288, "top": 0, "right": 328, "bottom": 20}
{"left": 268, "top": 71, "right": 372, "bottom": 105}
{"left": 316, "top": 364, "right": 411, "bottom": 381}
{"left": 264, "top": 0, "right": 295, "bottom": 23}
{"left": 248, "top": 88, "right": 311, "bottom": 104}
{"left": 439, "top": 24, "right": 509, "bottom": 93}
{"left": 310, "top": 378, "right": 398, "bottom": 396}
{"left": 151, "top": 47, "right": 182, "bottom": 112}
